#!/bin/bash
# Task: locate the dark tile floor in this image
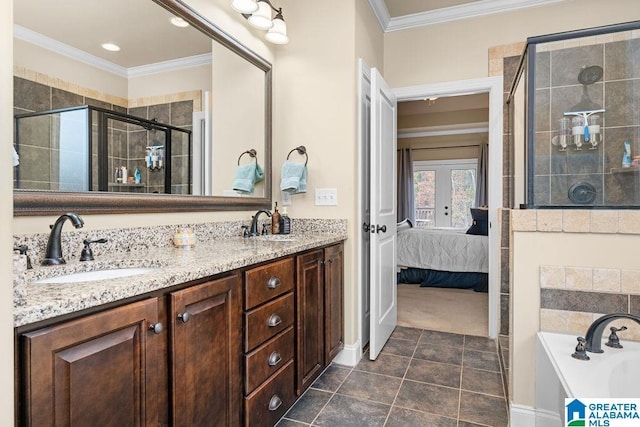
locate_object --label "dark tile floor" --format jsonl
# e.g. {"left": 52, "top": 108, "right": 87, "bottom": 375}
{"left": 278, "top": 326, "right": 509, "bottom": 427}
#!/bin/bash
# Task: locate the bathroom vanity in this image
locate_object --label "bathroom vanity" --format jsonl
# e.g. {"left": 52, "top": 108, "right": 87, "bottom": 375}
{"left": 13, "top": 230, "right": 345, "bottom": 427}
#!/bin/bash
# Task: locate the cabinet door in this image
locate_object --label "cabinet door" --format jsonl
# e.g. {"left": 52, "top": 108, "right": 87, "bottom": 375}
{"left": 324, "top": 244, "right": 344, "bottom": 364}
{"left": 21, "top": 298, "right": 160, "bottom": 427}
{"left": 170, "top": 274, "right": 242, "bottom": 427}
{"left": 295, "top": 249, "right": 324, "bottom": 394}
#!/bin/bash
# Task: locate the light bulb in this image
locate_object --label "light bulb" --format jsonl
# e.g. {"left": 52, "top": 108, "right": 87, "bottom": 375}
{"left": 248, "top": 1, "right": 273, "bottom": 30}
{"left": 231, "top": 0, "right": 258, "bottom": 14}
{"left": 266, "top": 12, "right": 288, "bottom": 44}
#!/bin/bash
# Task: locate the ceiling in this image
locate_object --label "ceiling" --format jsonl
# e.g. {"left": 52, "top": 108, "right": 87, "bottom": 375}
{"left": 398, "top": 93, "right": 489, "bottom": 117}
{"left": 384, "top": 0, "right": 481, "bottom": 18}
{"left": 13, "top": 0, "right": 211, "bottom": 70}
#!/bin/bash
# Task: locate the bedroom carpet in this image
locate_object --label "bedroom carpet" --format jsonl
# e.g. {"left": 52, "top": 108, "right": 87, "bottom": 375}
{"left": 397, "top": 284, "right": 488, "bottom": 337}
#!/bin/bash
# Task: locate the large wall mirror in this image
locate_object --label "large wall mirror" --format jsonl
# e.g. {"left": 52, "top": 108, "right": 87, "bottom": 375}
{"left": 13, "top": 0, "right": 272, "bottom": 215}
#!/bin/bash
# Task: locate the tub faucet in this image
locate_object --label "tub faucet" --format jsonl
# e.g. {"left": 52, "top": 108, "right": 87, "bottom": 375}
{"left": 583, "top": 313, "right": 640, "bottom": 353}
{"left": 42, "top": 213, "right": 84, "bottom": 266}
{"left": 249, "top": 209, "right": 271, "bottom": 236}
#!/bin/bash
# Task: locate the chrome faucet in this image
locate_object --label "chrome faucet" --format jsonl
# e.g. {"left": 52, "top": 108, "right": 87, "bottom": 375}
{"left": 42, "top": 213, "right": 84, "bottom": 266}
{"left": 583, "top": 312, "right": 640, "bottom": 353}
{"left": 249, "top": 209, "right": 271, "bottom": 236}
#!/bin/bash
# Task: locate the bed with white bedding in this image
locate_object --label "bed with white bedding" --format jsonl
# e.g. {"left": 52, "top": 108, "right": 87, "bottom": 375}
{"left": 396, "top": 227, "right": 489, "bottom": 292}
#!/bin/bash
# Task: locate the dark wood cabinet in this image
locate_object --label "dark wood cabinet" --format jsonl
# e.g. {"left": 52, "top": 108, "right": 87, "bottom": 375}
{"left": 17, "top": 242, "right": 344, "bottom": 427}
{"left": 20, "top": 298, "right": 160, "bottom": 427}
{"left": 169, "top": 274, "right": 242, "bottom": 427}
{"left": 243, "top": 257, "right": 296, "bottom": 427}
{"left": 323, "top": 243, "right": 344, "bottom": 365}
{"left": 295, "top": 249, "right": 325, "bottom": 394}
{"left": 295, "top": 244, "right": 345, "bottom": 395}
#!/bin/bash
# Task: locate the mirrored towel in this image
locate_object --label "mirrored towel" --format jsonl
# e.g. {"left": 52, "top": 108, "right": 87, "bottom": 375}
{"left": 232, "top": 162, "right": 264, "bottom": 194}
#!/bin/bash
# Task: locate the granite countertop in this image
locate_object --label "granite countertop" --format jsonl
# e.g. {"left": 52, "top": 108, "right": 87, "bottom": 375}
{"left": 15, "top": 232, "right": 346, "bottom": 328}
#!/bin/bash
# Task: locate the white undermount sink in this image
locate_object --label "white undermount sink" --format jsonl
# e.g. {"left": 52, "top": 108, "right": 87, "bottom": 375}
{"left": 34, "top": 267, "right": 158, "bottom": 284}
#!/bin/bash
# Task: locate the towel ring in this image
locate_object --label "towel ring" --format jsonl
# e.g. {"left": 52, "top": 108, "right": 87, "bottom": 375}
{"left": 286, "top": 145, "right": 308, "bottom": 166}
{"left": 237, "top": 149, "right": 258, "bottom": 165}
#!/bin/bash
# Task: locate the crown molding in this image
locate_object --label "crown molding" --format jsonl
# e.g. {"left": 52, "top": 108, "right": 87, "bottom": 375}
{"left": 14, "top": 24, "right": 127, "bottom": 77}
{"left": 127, "top": 54, "right": 212, "bottom": 78}
{"left": 367, "top": 0, "right": 390, "bottom": 32}
{"left": 398, "top": 122, "right": 489, "bottom": 138}
{"left": 14, "top": 24, "right": 212, "bottom": 79}
{"left": 369, "top": 0, "right": 568, "bottom": 33}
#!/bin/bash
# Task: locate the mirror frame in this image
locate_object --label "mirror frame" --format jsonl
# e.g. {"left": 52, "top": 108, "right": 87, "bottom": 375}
{"left": 13, "top": 0, "right": 272, "bottom": 216}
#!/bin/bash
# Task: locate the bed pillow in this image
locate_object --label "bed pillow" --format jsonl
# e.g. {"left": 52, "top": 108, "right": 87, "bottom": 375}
{"left": 466, "top": 208, "right": 488, "bottom": 236}
{"left": 397, "top": 218, "right": 414, "bottom": 231}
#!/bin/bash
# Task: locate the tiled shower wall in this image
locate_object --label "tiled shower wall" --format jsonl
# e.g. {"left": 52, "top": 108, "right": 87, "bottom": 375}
{"left": 13, "top": 71, "right": 196, "bottom": 193}
{"left": 532, "top": 34, "right": 640, "bottom": 206}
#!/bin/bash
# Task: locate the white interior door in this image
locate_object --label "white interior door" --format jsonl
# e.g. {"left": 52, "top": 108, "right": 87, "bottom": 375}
{"left": 369, "top": 68, "right": 397, "bottom": 360}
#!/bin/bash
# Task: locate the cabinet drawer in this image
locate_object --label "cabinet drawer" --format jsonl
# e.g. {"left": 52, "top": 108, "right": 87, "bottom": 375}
{"left": 244, "top": 361, "right": 295, "bottom": 427}
{"left": 245, "top": 327, "right": 294, "bottom": 394}
{"left": 245, "top": 257, "right": 294, "bottom": 310}
{"left": 245, "top": 293, "right": 294, "bottom": 352}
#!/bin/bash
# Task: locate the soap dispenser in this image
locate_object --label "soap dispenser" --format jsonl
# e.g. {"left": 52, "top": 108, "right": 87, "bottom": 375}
{"left": 280, "top": 207, "right": 291, "bottom": 234}
{"left": 271, "top": 202, "right": 281, "bottom": 234}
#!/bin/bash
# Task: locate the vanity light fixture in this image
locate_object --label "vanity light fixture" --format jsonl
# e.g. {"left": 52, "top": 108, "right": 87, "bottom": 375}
{"left": 232, "top": 0, "right": 288, "bottom": 45}
{"left": 170, "top": 17, "right": 190, "bottom": 28}
{"left": 101, "top": 42, "right": 120, "bottom": 52}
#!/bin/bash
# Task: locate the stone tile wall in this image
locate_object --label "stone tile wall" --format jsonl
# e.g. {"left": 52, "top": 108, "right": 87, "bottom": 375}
{"left": 513, "top": 209, "right": 640, "bottom": 341}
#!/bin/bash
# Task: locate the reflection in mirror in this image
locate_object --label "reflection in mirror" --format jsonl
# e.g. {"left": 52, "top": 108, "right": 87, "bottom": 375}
{"left": 12, "top": 0, "right": 271, "bottom": 214}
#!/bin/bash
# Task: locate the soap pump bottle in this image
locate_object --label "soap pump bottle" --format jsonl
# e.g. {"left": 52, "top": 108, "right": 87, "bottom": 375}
{"left": 280, "top": 207, "right": 291, "bottom": 234}
{"left": 271, "top": 202, "right": 281, "bottom": 234}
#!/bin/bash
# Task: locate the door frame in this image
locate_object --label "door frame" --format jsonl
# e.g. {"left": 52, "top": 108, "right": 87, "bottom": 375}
{"left": 393, "top": 76, "right": 503, "bottom": 339}
{"left": 357, "top": 74, "right": 503, "bottom": 360}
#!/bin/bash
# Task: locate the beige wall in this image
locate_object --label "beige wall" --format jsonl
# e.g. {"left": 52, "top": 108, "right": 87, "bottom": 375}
{"left": 356, "top": 0, "right": 384, "bottom": 70}
{"left": 275, "top": 0, "right": 360, "bottom": 344}
{"left": 384, "top": 0, "right": 640, "bottom": 87}
{"left": 2, "top": 0, "right": 14, "bottom": 424}
{"left": 127, "top": 64, "right": 212, "bottom": 100}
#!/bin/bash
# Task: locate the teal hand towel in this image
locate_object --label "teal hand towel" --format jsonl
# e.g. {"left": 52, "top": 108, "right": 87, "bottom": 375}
{"left": 280, "top": 160, "right": 307, "bottom": 194}
{"left": 233, "top": 162, "right": 264, "bottom": 194}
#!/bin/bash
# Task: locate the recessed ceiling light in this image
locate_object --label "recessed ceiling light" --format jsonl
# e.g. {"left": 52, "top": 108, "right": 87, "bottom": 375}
{"left": 101, "top": 43, "right": 120, "bottom": 52}
{"left": 170, "top": 17, "right": 190, "bottom": 28}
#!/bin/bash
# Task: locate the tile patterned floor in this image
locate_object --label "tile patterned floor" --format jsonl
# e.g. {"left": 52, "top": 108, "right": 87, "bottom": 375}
{"left": 278, "top": 327, "right": 509, "bottom": 427}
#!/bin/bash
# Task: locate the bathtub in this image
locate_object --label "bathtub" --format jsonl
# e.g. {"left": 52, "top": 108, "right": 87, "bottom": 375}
{"left": 535, "top": 331, "right": 640, "bottom": 427}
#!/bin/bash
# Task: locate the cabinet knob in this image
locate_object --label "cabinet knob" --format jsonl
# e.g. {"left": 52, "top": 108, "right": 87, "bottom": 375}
{"left": 149, "top": 322, "right": 163, "bottom": 334}
{"left": 178, "top": 312, "right": 191, "bottom": 323}
{"left": 267, "top": 314, "right": 282, "bottom": 327}
{"left": 267, "top": 351, "right": 282, "bottom": 367}
{"left": 268, "top": 395, "right": 282, "bottom": 411}
{"left": 267, "top": 276, "right": 281, "bottom": 289}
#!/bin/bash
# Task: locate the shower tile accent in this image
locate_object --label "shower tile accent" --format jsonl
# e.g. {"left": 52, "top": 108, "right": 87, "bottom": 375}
{"left": 541, "top": 288, "right": 627, "bottom": 313}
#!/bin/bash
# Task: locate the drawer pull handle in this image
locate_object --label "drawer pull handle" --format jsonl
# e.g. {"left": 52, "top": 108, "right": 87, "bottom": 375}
{"left": 267, "top": 314, "right": 282, "bottom": 327}
{"left": 268, "top": 351, "right": 282, "bottom": 367}
{"left": 268, "top": 395, "right": 282, "bottom": 411}
{"left": 267, "top": 276, "right": 281, "bottom": 289}
{"left": 149, "top": 322, "right": 163, "bottom": 334}
{"left": 178, "top": 312, "right": 191, "bottom": 323}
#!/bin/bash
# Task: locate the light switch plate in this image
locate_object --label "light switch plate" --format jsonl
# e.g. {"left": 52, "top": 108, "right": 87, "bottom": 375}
{"left": 315, "top": 188, "right": 337, "bottom": 206}
{"left": 281, "top": 191, "right": 292, "bottom": 206}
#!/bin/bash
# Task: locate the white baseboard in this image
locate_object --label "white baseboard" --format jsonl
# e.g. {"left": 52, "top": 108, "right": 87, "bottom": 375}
{"left": 510, "top": 404, "right": 536, "bottom": 427}
{"left": 331, "top": 340, "right": 361, "bottom": 367}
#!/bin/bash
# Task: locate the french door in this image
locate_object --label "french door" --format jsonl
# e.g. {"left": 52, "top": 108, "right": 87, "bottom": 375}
{"left": 413, "top": 159, "right": 477, "bottom": 228}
